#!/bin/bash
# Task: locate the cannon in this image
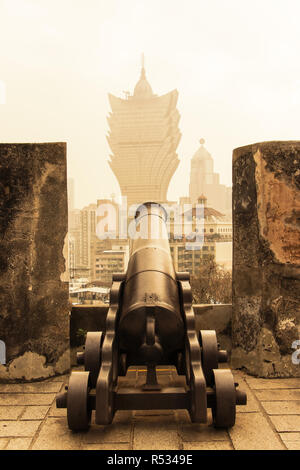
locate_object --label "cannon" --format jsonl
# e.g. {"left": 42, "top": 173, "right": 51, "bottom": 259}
{"left": 56, "top": 202, "right": 246, "bottom": 430}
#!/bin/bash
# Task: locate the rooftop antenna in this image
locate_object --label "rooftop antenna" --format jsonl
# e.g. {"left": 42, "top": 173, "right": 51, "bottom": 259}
{"left": 140, "top": 52, "right": 146, "bottom": 79}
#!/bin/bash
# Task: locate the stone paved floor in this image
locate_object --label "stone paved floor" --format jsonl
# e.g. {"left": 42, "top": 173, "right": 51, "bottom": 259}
{"left": 0, "top": 366, "right": 299, "bottom": 450}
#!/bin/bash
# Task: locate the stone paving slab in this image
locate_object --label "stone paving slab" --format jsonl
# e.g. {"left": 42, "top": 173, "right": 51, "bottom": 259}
{"left": 0, "top": 406, "right": 25, "bottom": 420}
{"left": 31, "top": 417, "right": 82, "bottom": 450}
{"left": 179, "top": 424, "right": 229, "bottom": 442}
{"left": 6, "top": 438, "right": 32, "bottom": 450}
{"left": 261, "top": 401, "right": 300, "bottom": 415}
{"left": 0, "top": 382, "right": 63, "bottom": 393}
{"left": 0, "top": 368, "right": 299, "bottom": 450}
{"left": 48, "top": 402, "right": 67, "bottom": 417}
{"left": 133, "top": 412, "right": 178, "bottom": 452}
{"left": 229, "top": 413, "right": 285, "bottom": 450}
{"left": 183, "top": 441, "right": 233, "bottom": 450}
{"left": 133, "top": 421, "right": 179, "bottom": 450}
{"left": 270, "top": 415, "right": 300, "bottom": 432}
{"left": 254, "top": 389, "right": 300, "bottom": 401}
{"left": 114, "top": 411, "right": 134, "bottom": 424}
{"left": 133, "top": 414, "right": 176, "bottom": 424}
{"left": 175, "top": 410, "right": 192, "bottom": 425}
{"left": 279, "top": 432, "right": 300, "bottom": 450}
{"left": 0, "top": 438, "right": 9, "bottom": 449}
{"left": 80, "top": 423, "right": 132, "bottom": 444}
{"left": 0, "top": 420, "right": 41, "bottom": 438}
{"left": 20, "top": 406, "right": 50, "bottom": 420}
{"left": 0, "top": 393, "right": 56, "bottom": 406}
{"left": 81, "top": 443, "right": 131, "bottom": 450}
{"left": 245, "top": 378, "right": 300, "bottom": 390}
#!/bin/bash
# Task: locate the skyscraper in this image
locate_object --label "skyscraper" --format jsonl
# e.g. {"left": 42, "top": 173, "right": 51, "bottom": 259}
{"left": 67, "top": 177, "right": 75, "bottom": 212}
{"left": 189, "top": 139, "right": 232, "bottom": 214}
{"left": 107, "top": 63, "right": 181, "bottom": 208}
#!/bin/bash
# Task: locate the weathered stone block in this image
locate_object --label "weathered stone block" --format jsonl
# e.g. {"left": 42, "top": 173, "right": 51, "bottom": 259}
{"left": 0, "top": 143, "right": 70, "bottom": 381}
{"left": 232, "top": 141, "right": 300, "bottom": 377}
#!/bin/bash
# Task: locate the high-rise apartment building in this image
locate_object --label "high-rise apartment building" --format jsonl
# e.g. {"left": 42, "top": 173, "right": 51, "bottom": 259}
{"left": 67, "top": 178, "right": 75, "bottom": 212}
{"left": 79, "top": 204, "right": 97, "bottom": 270}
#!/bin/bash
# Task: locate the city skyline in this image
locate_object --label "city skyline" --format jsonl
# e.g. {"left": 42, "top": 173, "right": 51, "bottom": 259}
{"left": 0, "top": 0, "right": 300, "bottom": 208}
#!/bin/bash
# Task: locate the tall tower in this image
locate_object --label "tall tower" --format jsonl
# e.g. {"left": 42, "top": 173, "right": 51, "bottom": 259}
{"left": 67, "top": 178, "right": 75, "bottom": 211}
{"left": 189, "top": 138, "right": 231, "bottom": 213}
{"left": 189, "top": 138, "right": 214, "bottom": 205}
{"left": 107, "top": 61, "right": 181, "bottom": 208}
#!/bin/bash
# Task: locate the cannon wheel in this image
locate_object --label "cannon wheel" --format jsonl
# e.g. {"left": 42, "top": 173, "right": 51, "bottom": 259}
{"left": 199, "top": 330, "right": 218, "bottom": 386}
{"left": 178, "top": 278, "right": 207, "bottom": 423}
{"left": 96, "top": 277, "right": 124, "bottom": 425}
{"left": 67, "top": 371, "right": 92, "bottom": 431}
{"left": 84, "top": 331, "right": 103, "bottom": 387}
{"left": 211, "top": 369, "right": 236, "bottom": 428}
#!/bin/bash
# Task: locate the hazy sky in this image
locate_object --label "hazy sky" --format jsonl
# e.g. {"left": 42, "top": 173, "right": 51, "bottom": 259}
{"left": 0, "top": 0, "right": 299, "bottom": 208}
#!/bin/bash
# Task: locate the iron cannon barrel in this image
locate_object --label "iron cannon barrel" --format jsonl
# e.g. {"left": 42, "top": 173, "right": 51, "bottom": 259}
{"left": 58, "top": 203, "right": 246, "bottom": 430}
{"left": 118, "top": 202, "right": 184, "bottom": 355}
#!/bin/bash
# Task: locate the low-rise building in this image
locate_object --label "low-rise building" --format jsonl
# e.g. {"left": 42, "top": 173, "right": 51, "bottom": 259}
{"left": 169, "top": 195, "right": 232, "bottom": 274}
{"left": 94, "top": 244, "right": 129, "bottom": 283}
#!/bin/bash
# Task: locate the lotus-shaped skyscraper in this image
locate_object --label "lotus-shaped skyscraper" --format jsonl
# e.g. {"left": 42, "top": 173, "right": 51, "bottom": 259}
{"left": 107, "top": 65, "right": 181, "bottom": 208}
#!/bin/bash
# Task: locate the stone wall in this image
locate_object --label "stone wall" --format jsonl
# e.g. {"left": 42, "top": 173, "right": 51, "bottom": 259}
{"left": 0, "top": 143, "right": 70, "bottom": 381}
{"left": 231, "top": 141, "right": 300, "bottom": 377}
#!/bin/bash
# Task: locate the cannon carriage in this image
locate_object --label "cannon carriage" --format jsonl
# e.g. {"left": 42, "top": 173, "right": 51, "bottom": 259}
{"left": 56, "top": 202, "right": 246, "bottom": 430}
